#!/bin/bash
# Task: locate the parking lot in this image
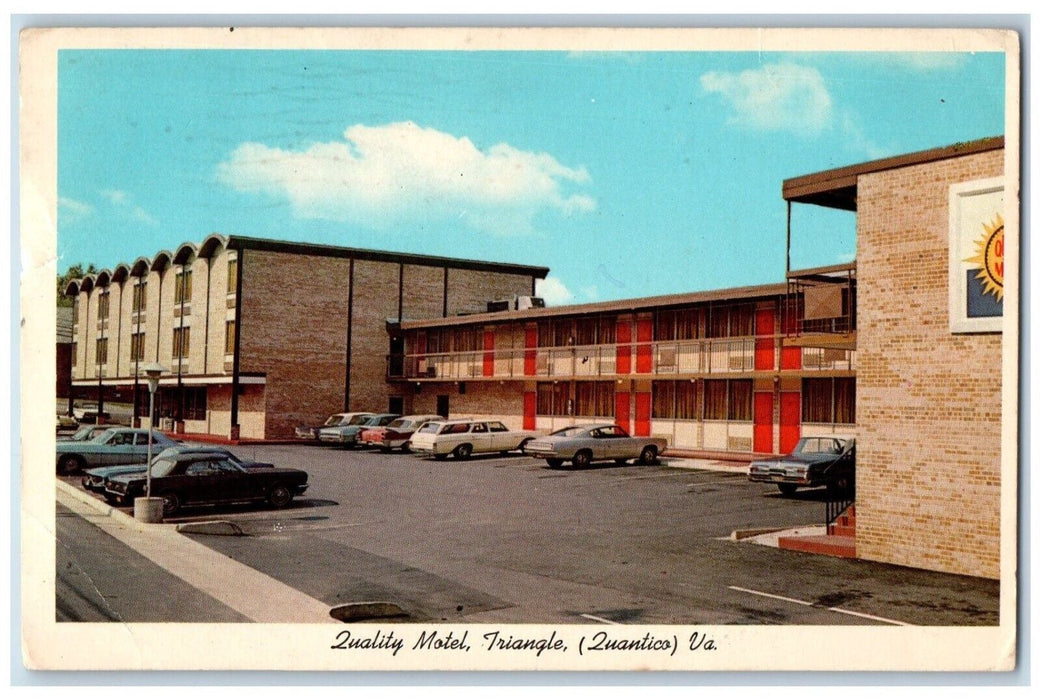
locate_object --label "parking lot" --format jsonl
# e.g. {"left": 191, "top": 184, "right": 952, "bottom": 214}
{"left": 59, "top": 443, "right": 1000, "bottom": 626}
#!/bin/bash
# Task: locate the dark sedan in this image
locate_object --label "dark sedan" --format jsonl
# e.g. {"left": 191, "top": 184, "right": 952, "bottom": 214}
{"left": 81, "top": 445, "right": 275, "bottom": 494}
{"left": 103, "top": 451, "right": 309, "bottom": 516}
{"left": 748, "top": 437, "right": 855, "bottom": 496}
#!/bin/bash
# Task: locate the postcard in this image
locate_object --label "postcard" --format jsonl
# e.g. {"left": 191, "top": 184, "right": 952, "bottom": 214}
{"left": 19, "top": 24, "right": 1020, "bottom": 673}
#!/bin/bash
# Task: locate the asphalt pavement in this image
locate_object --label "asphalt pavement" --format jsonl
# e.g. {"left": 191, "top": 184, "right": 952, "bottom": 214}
{"left": 56, "top": 446, "right": 1000, "bottom": 627}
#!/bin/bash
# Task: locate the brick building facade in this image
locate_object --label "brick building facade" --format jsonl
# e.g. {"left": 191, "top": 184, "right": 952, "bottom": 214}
{"left": 784, "top": 136, "right": 1007, "bottom": 578}
{"left": 63, "top": 235, "right": 547, "bottom": 439}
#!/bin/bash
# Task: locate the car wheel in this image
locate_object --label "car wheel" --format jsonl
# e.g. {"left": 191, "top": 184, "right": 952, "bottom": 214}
{"left": 400, "top": 444, "right": 411, "bottom": 454}
{"left": 159, "top": 491, "right": 181, "bottom": 517}
{"left": 268, "top": 483, "right": 293, "bottom": 508}
{"left": 638, "top": 445, "right": 659, "bottom": 465}
{"left": 777, "top": 484, "right": 798, "bottom": 497}
{"left": 58, "top": 455, "right": 84, "bottom": 475}
{"left": 572, "top": 450, "right": 592, "bottom": 469}
{"left": 518, "top": 438, "right": 533, "bottom": 454}
{"left": 546, "top": 458, "right": 564, "bottom": 469}
{"left": 454, "top": 443, "right": 473, "bottom": 460}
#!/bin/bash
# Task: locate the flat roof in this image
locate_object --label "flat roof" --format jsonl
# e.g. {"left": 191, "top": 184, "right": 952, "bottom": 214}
{"left": 782, "top": 135, "right": 1004, "bottom": 211}
{"left": 227, "top": 235, "right": 550, "bottom": 279}
{"left": 399, "top": 281, "right": 789, "bottom": 330}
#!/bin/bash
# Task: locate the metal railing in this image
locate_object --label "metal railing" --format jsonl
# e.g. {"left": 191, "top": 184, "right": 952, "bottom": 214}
{"left": 387, "top": 336, "right": 856, "bottom": 380}
{"left": 825, "top": 491, "right": 855, "bottom": 529}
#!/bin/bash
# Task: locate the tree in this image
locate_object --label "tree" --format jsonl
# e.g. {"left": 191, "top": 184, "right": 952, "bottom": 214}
{"left": 57, "top": 263, "right": 97, "bottom": 307}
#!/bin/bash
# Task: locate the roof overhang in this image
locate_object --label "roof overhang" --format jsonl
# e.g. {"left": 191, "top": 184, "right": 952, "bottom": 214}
{"left": 783, "top": 135, "right": 1004, "bottom": 212}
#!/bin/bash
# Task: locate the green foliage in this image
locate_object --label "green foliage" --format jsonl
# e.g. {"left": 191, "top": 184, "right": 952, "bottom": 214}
{"left": 57, "top": 263, "right": 97, "bottom": 307}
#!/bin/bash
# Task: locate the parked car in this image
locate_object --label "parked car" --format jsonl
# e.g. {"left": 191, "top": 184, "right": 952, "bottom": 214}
{"left": 103, "top": 451, "right": 309, "bottom": 516}
{"left": 81, "top": 445, "right": 275, "bottom": 494}
{"left": 56, "top": 414, "right": 78, "bottom": 431}
{"left": 57, "top": 424, "right": 111, "bottom": 442}
{"left": 408, "top": 419, "right": 539, "bottom": 460}
{"left": 359, "top": 414, "right": 443, "bottom": 451}
{"left": 318, "top": 413, "right": 396, "bottom": 447}
{"left": 56, "top": 428, "right": 179, "bottom": 475}
{"left": 295, "top": 412, "right": 371, "bottom": 440}
{"left": 524, "top": 424, "right": 668, "bottom": 469}
{"left": 748, "top": 436, "right": 855, "bottom": 496}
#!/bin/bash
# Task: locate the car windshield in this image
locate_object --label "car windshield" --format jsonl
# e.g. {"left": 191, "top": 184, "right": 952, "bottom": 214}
{"left": 387, "top": 419, "right": 407, "bottom": 429}
{"left": 417, "top": 423, "right": 442, "bottom": 434}
{"left": 550, "top": 426, "right": 589, "bottom": 437}
{"left": 71, "top": 426, "right": 96, "bottom": 440}
{"left": 792, "top": 438, "right": 844, "bottom": 455}
{"left": 89, "top": 430, "right": 118, "bottom": 444}
{"left": 347, "top": 415, "right": 371, "bottom": 426}
{"left": 323, "top": 415, "right": 344, "bottom": 426}
{"left": 150, "top": 458, "right": 178, "bottom": 477}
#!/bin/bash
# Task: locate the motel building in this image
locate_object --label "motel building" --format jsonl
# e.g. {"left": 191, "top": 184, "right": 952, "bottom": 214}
{"left": 61, "top": 136, "right": 1007, "bottom": 579}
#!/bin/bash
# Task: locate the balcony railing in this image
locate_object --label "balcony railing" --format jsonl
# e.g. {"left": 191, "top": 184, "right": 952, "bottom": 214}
{"left": 387, "top": 337, "right": 856, "bottom": 380}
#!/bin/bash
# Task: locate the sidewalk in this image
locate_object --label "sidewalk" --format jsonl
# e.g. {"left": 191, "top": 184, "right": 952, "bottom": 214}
{"left": 55, "top": 479, "right": 335, "bottom": 623}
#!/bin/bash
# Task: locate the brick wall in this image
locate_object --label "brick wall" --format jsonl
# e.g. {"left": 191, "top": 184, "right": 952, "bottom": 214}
{"left": 447, "top": 269, "right": 535, "bottom": 316}
{"left": 239, "top": 250, "right": 353, "bottom": 439}
{"left": 855, "top": 149, "right": 1004, "bottom": 578}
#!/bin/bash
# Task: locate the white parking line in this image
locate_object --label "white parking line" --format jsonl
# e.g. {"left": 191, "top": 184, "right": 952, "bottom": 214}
{"left": 580, "top": 613, "right": 621, "bottom": 625}
{"left": 728, "top": 586, "right": 912, "bottom": 626}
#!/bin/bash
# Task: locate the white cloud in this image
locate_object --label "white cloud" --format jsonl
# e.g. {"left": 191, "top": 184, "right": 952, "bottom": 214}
{"left": 58, "top": 197, "right": 93, "bottom": 223}
{"left": 700, "top": 63, "right": 833, "bottom": 134}
{"left": 99, "top": 189, "right": 159, "bottom": 227}
{"left": 536, "top": 277, "right": 576, "bottom": 307}
{"left": 215, "top": 121, "right": 596, "bottom": 235}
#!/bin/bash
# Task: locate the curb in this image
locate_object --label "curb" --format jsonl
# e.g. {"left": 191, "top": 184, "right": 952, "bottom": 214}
{"left": 176, "top": 520, "right": 245, "bottom": 536}
{"left": 55, "top": 479, "right": 178, "bottom": 531}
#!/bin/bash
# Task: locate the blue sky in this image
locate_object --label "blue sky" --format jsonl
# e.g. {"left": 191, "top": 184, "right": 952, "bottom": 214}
{"left": 57, "top": 49, "right": 1006, "bottom": 305}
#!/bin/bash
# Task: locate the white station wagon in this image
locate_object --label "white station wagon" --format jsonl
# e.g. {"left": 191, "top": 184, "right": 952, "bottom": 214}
{"left": 408, "top": 419, "right": 540, "bottom": 460}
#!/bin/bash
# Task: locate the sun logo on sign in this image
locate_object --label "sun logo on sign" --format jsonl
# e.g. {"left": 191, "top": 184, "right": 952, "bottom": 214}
{"left": 965, "top": 214, "right": 1004, "bottom": 301}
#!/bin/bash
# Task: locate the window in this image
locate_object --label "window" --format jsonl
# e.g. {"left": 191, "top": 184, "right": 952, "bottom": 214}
{"left": 655, "top": 310, "right": 676, "bottom": 341}
{"left": 553, "top": 320, "right": 574, "bottom": 347}
{"left": 426, "top": 329, "right": 445, "bottom": 354}
{"left": 173, "top": 327, "right": 191, "bottom": 359}
{"left": 676, "top": 310, "right": 699, "bottom": 340}
{"left": 537, "top": 321, "right": 553, "bottom": 348}
{"left": 227, "top": 258, "right": 238, "bottom": 294}
{"left": 575, "top": 381, "right": 613, "bottom": 417}
{"left": 95, "top": 338, "right": 108, "bottom": 365}
{"left": 130, "top": 332, "right": 146, "bottom": 362}
{"left": 453, "top": 327, "right": 479, "bottom": 352}
{"left": 575, "top": 318, "right": 597, "bottom": 346}
{"left": 183, "top": 387, "right": 207, "bottom": 420}
{"left": 536, "top": 381, "right": 571, "bottom": 416}
{"left": 730, "top": 305, "right": 754, "bottom": 337}
{"left": 225, "top": 320, "right": 236, "bottom": 354}
{"left": 703, "top": 380, "right": 727, "bottom": 420}
{"left": 132, "top": 282, "right": 146, "bottom": 312}
{"left": 802, "top": 378, "right": 856, "bottom": 424}
{"left": 97, "top": 291, "right": 110, "bottom": 320}
{"left": 653, "top": 381, "right": 700, "bottom": 419}
{"left": 174, "top": 269, "right": 193, "bottom": 304}
{"left": 727, "top": 380, "right": 753, "bottom": 421}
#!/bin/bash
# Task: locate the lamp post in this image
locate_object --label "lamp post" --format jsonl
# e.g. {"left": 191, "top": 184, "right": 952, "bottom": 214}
{"left": 134, "top": 362, "right": 167, "bottom": 523}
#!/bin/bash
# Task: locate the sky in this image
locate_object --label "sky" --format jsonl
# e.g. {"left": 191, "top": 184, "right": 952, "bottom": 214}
{"left": 57, "top": 48, "right": 1006, "bottom": 306}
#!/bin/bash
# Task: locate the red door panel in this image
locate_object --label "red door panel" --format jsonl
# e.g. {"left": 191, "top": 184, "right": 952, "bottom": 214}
{"left": 524, "top": 326, "right": 538, "bottom": 376}
{"left": 754, "top": 307, "right": 776, "bottom": 371}
{"left": 523, "top": 391, "right": 536, "bottom": 430}
{"left": 634, "top": 392, "right": 651, "bottom": 437}
{"left": 779, "top": 391, "right": 801, "bottom": 454}
{"left": 753, "top": 391, "right": 773, "bottom": 453}
{"left": 615, "top": 391, "right": 630, "bottom": 434}
{"left": 635, "top": 319, "right": 653, "bottom": 373}
{"left": 483, "top": 329, "right": 495, "bottom": 377}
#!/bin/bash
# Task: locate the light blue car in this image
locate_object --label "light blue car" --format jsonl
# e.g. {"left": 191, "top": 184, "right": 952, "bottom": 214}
{"left": 56, "top": 427, "right": 178, "bottom": 475}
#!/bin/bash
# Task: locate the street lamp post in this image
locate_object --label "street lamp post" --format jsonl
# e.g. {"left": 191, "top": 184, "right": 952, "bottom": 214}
{"left": 134, "top": 362, "right": 167, "bottom": 523}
